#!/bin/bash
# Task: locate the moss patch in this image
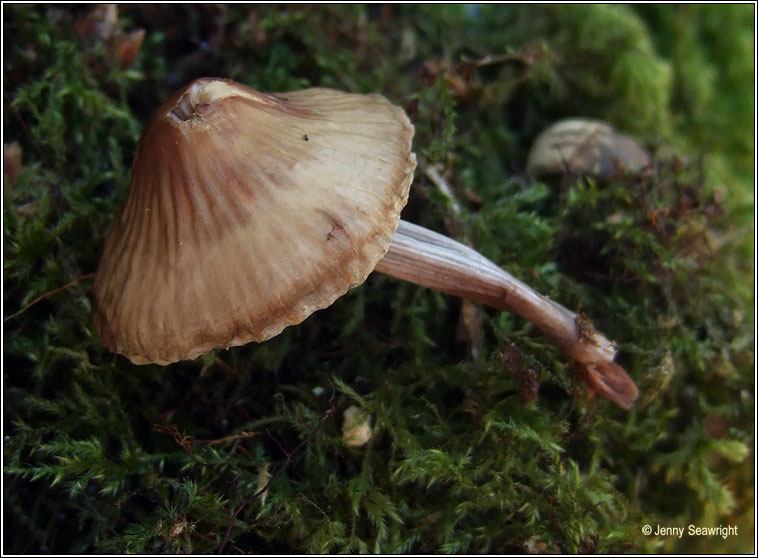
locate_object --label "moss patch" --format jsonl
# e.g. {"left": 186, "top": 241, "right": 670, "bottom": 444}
{"left": 4, "top": 4, "right": 753, "bottom": 553}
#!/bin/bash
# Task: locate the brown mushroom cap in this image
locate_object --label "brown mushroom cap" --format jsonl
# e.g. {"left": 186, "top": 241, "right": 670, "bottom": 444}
{"left": 93, "top": 78, "right": 416, "bottom": 365}
{"left": 526, "top": 118, "right": 650, "bottom": 179}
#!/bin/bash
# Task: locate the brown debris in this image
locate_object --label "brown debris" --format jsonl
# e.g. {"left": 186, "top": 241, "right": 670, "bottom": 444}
{"left": 72, "top": 4, "right": 145, "bottom": 69}
{"left": 4, "top": 142, "right": 22, "bottom": 188}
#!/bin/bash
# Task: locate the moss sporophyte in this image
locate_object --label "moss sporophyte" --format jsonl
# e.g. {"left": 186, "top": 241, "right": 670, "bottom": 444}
{"left": 93, "top": 77, "right": 638, "bottom": 408}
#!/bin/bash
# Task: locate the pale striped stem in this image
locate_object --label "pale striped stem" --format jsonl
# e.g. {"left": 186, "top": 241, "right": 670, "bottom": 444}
{"left": 375, "top": 219, "right": 639, "bottom": 409}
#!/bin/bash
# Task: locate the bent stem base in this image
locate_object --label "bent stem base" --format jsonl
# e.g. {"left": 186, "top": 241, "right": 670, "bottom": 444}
{"left": 375, "top": 220, "right": 639, "bottom": 409}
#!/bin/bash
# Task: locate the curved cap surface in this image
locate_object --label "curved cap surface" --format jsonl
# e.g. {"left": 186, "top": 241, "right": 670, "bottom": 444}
{"left": 93, "top": 78, "right": 416, "bottom": 364}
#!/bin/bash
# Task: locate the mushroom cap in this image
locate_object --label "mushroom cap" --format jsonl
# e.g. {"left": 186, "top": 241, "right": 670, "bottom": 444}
{"left": 93, "top": 78, "right": 416, "bottom": 365}
{"left": 526, "top": 118, "right": 650, "bottom": 179}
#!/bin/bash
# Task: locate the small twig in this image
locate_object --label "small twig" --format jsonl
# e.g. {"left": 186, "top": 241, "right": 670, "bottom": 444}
{"left": 4, "top": 272, "right": 95, "bottom": 322}
{"left": 153, "top": 424, "right": 198, "bottom": 458}
{"left": 421, "top": 160, "right": 485, "bottom": 362}
{"left": 153, "top": 425, "right": 258, "bottom": 455}
{"left": 206, "top": 431, "right": 257, "bottom": 446}
{"left": 422, "top": 161, "right": 462, "bottom": 216}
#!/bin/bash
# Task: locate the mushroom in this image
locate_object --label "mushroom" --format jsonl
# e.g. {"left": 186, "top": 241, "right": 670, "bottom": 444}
{"left": 527, "top": 118, "right": 651, "bottom": 180}
{"left": 93, "top": 78, "right": 638, "bottom": 409}
{"left": 342, "top": 405, "right": 373, "bottom": 447}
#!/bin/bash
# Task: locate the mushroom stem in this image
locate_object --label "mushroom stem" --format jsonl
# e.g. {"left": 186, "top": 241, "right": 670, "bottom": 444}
{"left": 375, "top": 219, "right": 639, "bottom": 409}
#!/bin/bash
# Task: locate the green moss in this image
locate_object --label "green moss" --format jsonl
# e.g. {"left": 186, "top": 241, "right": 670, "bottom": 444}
{"left": 471, "top": 4, "right": 673, "bottom": 140}
{"left": 4, "top": 4, "right": 753, "bottom": 554}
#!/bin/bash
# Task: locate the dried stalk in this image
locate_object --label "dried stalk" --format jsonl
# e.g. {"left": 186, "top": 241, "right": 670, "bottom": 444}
{"left": 375, "top": 220, "right": 639, "bottom": 409}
